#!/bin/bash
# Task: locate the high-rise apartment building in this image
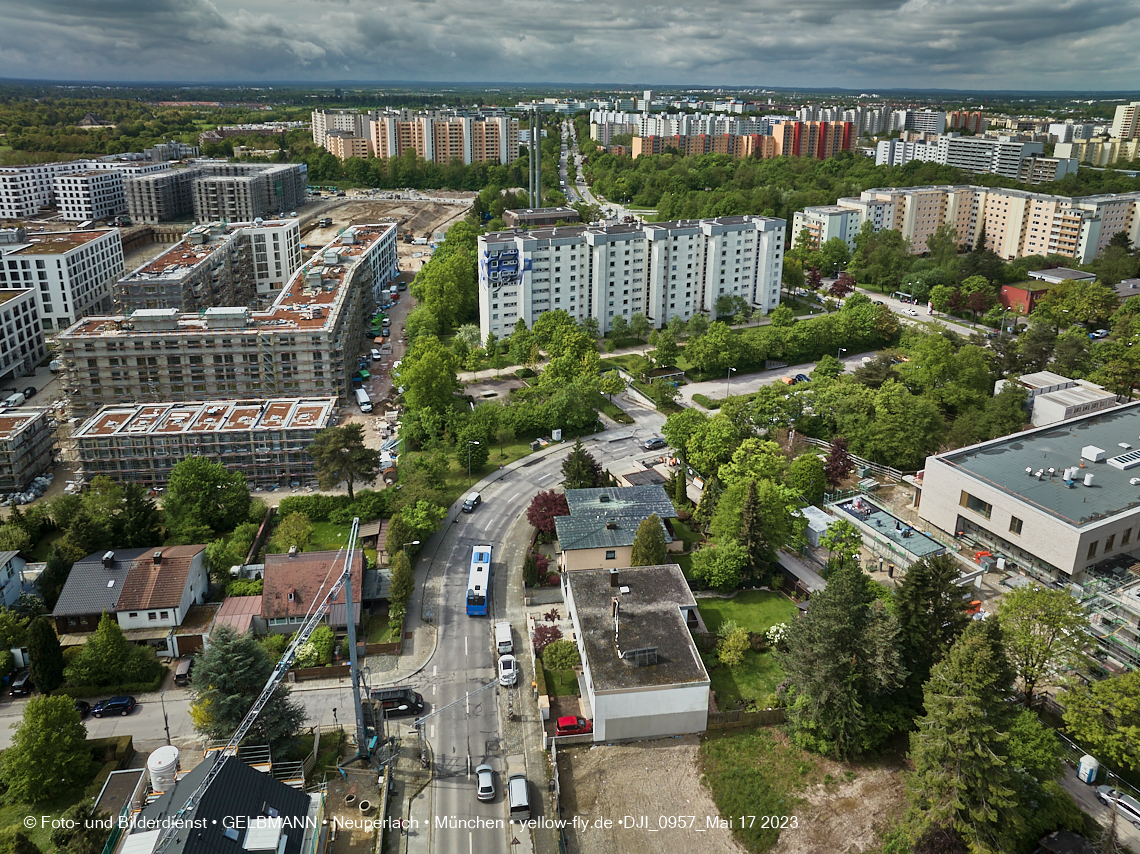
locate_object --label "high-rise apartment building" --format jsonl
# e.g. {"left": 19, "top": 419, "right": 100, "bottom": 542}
{"left": 52, "top": 171, "right": 127, "bottom": 222}
{"left": 114, "top": 219, "right": 302, "bottom": 314}
{"left": 794, "top": 185, "right": 1140, "bottom": 264}
{"left": 0, "top": 159, "right": 168, "bottom": 221}
{"left": 948, "top": 111, "right": 987, "bottom": 134}
{"left": 124, "top": 162, "right": 307, "bottom": 225}
{"left": 875, "top": 135, "right": 1064, "bottom": 181}
{"left": 0, "top": 228, "right": 122, "bottom": 331}
{"left": 1056, "top": 137, "right": 1140, "bottom": 167}
{"left": 0, "top": 288, "right": 46, "bottom": 380}
{"left": 1111, "top": 102, "right": 1140, "bottom": 140}
{"left": 771, "top": 122, "right": 854, "bottom": 159}
{"left": 56, "top": 223, "right": 398, "bottom": 416}
{"left": 631, "top": 134, "right": 776, "bottom": 160}
{"left": 325, "top": 131, "right": 370, "bottom": 160}
{"left": 477, "top": 216, "right": 785, "bottom": 340}
{"left": 366, "top": 113, "right": 519, "bottom": 165}
{"left": 311, "top": 109, "right": 370, "bottom": 148}
{"left": 124, "top": 167, "right": 197, "bottom": 223}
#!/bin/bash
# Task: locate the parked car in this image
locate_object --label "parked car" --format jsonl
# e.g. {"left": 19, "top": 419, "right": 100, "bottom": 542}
{"left": 476, "top": 764, "right": 496, "bottom": 801}
{"left": 642, "top": 437, "right": 667, "bottom": 450}
{"left": 793, "top": 374, "right": 810, "bottom": 384}
{"left": 74, "top": 700, "right": 91, "bottom": 718}
{"left": 91, "top": 696, "right": 136, "bottom": 718}
{"left": 8, "top": 669, "right": 32, "bottom": 697}
{"left": 904, "top": 308, "right": 919, "bottom": 316}
{"left": 498, "top": 654, "right": 518, "bottom": 687}
{"left": 1096, "top": 786, "right": 1140, "bottom": 828}
{"left": 1091, "top": 328, "right": 1110, "bottom": 339}
{"left": 555, "top": 716, "right": 593, "bottom": 736}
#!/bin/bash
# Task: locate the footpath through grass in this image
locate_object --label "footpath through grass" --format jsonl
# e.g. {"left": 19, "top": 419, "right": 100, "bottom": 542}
{"left": 699, "top": 729, "right": 822, "bottom": 853}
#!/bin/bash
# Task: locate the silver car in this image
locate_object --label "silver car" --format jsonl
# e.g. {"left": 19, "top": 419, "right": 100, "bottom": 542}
{"left": 1097, "top": 785, "right": 1140, "bottom": 828}
{"left": 476, "top": 764, "right": 495, "bottom": 801}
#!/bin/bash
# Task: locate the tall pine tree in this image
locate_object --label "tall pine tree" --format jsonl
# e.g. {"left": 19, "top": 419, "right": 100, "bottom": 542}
{"left": 561, "top": 438, "right": 603, "bottom": 489}
{"left": 908, "top": 620, "right": 1021, "bottom": 850}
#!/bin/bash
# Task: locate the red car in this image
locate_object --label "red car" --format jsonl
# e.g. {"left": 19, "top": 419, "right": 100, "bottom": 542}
{"left": 555, "top": 716, "right": 593, "bottom": 736}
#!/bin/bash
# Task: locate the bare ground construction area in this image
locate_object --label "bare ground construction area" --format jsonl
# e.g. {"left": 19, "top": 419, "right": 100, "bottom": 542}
{"left": 557, "top": 733, "right": 908, "bottom": 854}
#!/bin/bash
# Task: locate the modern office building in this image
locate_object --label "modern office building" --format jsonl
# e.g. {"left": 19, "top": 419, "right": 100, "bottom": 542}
{"left": 795, "top": 184, "right": 1140, "bottom": 263}
{"left": 0, "top": 288, "right": 46, "bottom": 380}
{"left": 0, "top": 228, "right": 123, "bottom": 331}
{"left": 0, "top": 407, "right": 54, "bottom": 492}
{"left": 73, "top": 397, "right": 336, "bottom": 489}
{"left": 477, "top": 215, "right": 785, "bottom": 339}
{"left": 994, "top": 370, "right": 1120, "bottom": 427}
{"left": 916, "top": 402, "right": 1140, "bottom": 584}
{"left": 114, "top": 219, "right": 301, "bottom": 313}
{"left": 56, "top": 223, "right": 398, "bottom": 415}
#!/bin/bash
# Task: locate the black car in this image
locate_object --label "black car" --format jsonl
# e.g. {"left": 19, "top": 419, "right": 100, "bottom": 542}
{"left": 8, "top": 669, "right": 32, "bottom": 696}
{"left": 91, "top": 696, "right": 136, "bottom": 718}
{"left": 793, "top": 374, "right": 810, "bottom": 384}
{"left": 643, "top": 437, "right": 667, "bottom": 450}
{"left": 74, "top": 700, "right": 90, "bottom": 718}
{"left": 22, "top": 386, "right": 36, "bottom": 399}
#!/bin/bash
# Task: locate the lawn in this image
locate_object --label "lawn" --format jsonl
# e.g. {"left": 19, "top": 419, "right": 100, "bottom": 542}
{"left": 308, "top": 521, "right": 377, "bottom": 566}
{"left": 669, "top": 518, "right": 704, "bottom": 551}
{"left": 699, "top": 729, "right": 822, "bottom": 853}
{"left": 543, "top": 668, "right": 581, "bottom": 697}
{"left": 707, "top": 648, "right": 785, "bottom": 709}
{"left": 0, "top": 786, "right": 91, "bottom": 851}
{"left": 698, "top": 590, "right": 797, "bottom": 634}
{"left": 361, "top": 613, "right": 400, "bottom": 644}
{"left": 596, "top": 393, "right": 634, "bottom": 424}
{"left": 30, "top": 528, "right": 65, "bottom": 561}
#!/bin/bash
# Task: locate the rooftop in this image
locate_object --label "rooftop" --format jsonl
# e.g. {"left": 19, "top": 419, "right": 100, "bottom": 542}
{"left": 75, "top": 398, "right": 336, "bottom": 439}
{"left": 115, "top": 545, "right": 204, "bottom": 612}
{"left": 0, "top": 289, "right": 32, "bottom": 305}
{"left": 555, "top": 514, "right": 672, "bottom": 551}
{"left": 0, "top": 229, "right": 113, "bottom": 256}
{"left": 936, "top": 401, "right": 1140, "bottom": 527}
{"left": 61, "top": 222, "right": 393, "bottom": 339}
{"left": 564, "top": 485, "right": 677, "bottom": 520}
{"left": 0, "top": 408, "right": 48, "bottom": 440}
{"left": 262, "top": 550, "right": 364, "bottom": 621}
{"left": 119, "top": 226, "right": 238, "bottom": 283}
{"left": 1020, "top": 370, "right": 1074, "bottom": 390}
{"left": 213, "top": 595, "right": 263, "bottom": 634}
{"left": 51, "top": 548, "right": 151, "bottom": 618}
{"left": 1029, "top": 267, "right": 1097, "bottom": 284}
{"left": 567, "top": 565, "right": 708, "bottom": 692}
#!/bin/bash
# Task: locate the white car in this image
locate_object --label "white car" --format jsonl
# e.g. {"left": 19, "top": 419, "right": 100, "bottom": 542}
{"left": 498, "top": 654, "right": 518, "bottom": 687}
{"left": 476, "top": 764, "right": 496, "bottom": 801}
{"left": 1091, "top": 329, "right": 1110, "bottom": 339}
{"left": 905, "top": 308, "right": 919, "bottom": 316}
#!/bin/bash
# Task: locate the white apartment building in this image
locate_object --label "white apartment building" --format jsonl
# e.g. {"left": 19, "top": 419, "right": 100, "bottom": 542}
{"left": 0, "top": 228, "right": 122, "bottom": 331}
{"left": 477, "top": 216, "right": 785, "bottom": 339}
{"left": 1111, "top": 102, "right": 1140, "bottom": 140}
{"left": 311, "top": 109, "right": 369, "bottom": 148}
{"left": 56, "top": 223, "right": 398, "bottom": 415}
{"left": 796, "top": 184, "right": 1140, "bottom": 263}
{"left": 0, "top": 159, "right": 169, "bottom": 221}
{"left": 53, "top": 171, "right": 126, "bottom": 222}
{"left": 791, "top": 205, "right": 862, "bottom": 251}
{"left": 876, "top": 135, "right": 1050, "bottom": 180}
{"left": 0, "top": 288, "right": 46, "bottom": 380}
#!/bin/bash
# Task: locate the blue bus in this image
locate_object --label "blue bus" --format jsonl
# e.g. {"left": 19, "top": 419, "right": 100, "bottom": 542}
{"left": 466, "top": 545, "right": 492, "bottom": 616}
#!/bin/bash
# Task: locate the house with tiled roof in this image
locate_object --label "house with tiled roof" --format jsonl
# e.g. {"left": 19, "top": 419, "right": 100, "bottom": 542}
{"left": 555, "top": 485, "right": 680, "bottom": 571}
{"left": 51, "top": 546, "right": 209, "bottom": 657}
{"left": 261, "top": 549, "right": 364, "bottom": 635}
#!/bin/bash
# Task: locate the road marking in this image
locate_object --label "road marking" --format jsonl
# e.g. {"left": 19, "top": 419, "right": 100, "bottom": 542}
{"left": 465, "top": 636, "right": 468, "bottom": 656}
{"left": 433, "top": 665, "right": 437, "bottom": 678}
{"left": 469, "top": 833, "right": 473, "bottom": 854}
{"left": 511, "top": 492, "right": 520, "bottom": 502}
{"left": 430, "top": 724, "right": 436, "bottom": 739}
{"left": 466, "top": 694, "right": 470, "bottom": 714}
{"left": 467, "top": 755, "right": 471, "bottom": 777}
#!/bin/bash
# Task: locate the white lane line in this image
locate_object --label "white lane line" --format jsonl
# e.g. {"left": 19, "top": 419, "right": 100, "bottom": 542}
{"left": 430, "top": 724, "right": 436, "bottom": 739}
{"left": 465, "top": 636, "right": 468, "bottom": 656}
{"left": 433, "top": 665, "right": 437, "bottom": 678}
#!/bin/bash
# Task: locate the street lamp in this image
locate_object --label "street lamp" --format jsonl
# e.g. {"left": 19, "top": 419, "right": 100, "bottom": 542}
{"left": 403, "top": 539, "right": 420, "bottom": 557}
{"left": 726, "top": 367, "right": 736, "bottom": 398}
{"left": 838, "top": 347, "right": 847, "bottom": 363}
{"left": 467, "top": 440, "right": 480, "bottom": 486}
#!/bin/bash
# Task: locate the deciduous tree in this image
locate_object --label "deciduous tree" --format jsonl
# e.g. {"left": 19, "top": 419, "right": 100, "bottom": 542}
{"left": 997, "top": 586, "right": 1088, "bottom": 707}
{"left": 1060, "top": 670, "right": 1140, "bottom": 771}
{"left": 165, "top": 456, "right": 251, "bottom": 542}
{"left": 267, "top": 512, "right": 313, "bottom": 554}
{"left": 65, "top": 613, "right": 159, "bottom": 688}
{"left": 823, "top": 437, "right": 855, "bottom": 487}
{"left": 526, "top": 490, "right": 569, "bottom": 535}
{"left": 0, "top": 695, "right": 92, "bottom": 804}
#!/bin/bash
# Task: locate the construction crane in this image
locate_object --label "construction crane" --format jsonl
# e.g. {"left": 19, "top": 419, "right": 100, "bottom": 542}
{"left": 152, "top": 517, "right": 364, "bottom": 854}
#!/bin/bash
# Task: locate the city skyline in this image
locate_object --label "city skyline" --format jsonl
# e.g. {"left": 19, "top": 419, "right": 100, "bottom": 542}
{"left": 1, "top": 0, "right": 1139, "bottom": 90}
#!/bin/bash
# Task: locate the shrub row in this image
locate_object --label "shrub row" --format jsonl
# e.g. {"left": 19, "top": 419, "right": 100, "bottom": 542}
{"left": 53, "top": 671, "right": 165, "bottom": 700}
{"left": 691, "top": 393, "right": 722, "bottom": 410}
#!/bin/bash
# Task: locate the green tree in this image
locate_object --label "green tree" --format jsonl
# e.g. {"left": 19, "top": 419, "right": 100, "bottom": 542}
{"left": 629, "top": 514, "right": 668, "bottom": 566}
{"left": 0, "top": 695, "right": 92, "bottom": 804}
{"left": 689, "top": 541, "right": 749, "bottom": 593}
{"left": 307, "top": 424, "right": 381, "bottom": 501}
{"left": 608, "top": 314, "right": 630, "bottom": 339}
{"left": 267, "top": 512, "right": 313, "bottom": 554}
{"left": 818, "top": 519, "right": 861, "bottom": 575}
{"left": 893, "top": 554, "right": 972, "bottom": 713}
{"left": 673, "top": 454, "right": 688, "bottom": 507}
{"left": 1060, "top": 669, "right": 1140, "bottom": 771}
{"left": 206, "top": 521, "right": 260, "bottom": 584}
{"left": 785, "top": 453, "right": 826, "bottom": 503}
{"left": 389, "top": 551, "right": 414, "bottom": 612}
{"left": 495, "top": 424, "right": 515, "bottom": 459}
{"left": 397, "top": 334, "right": 460, "bottom": 414}
{"left": 117, "top": 482, "right": 162, "bottom": 548}
{"left": 49, "top": 799, "right": 111, "bottom": 854}
{"left": 600, "top": 370, "right": 625, "bottom": 401}
{"left": 543, "top": 639, "right": 581, "bottom": 670}
{"left": 780, "top": 562, "right": 906, "bottom": 758}
{"left": 522, "top": 551, "right": 540, "bottom": 588}
{"left": 926, "top": 223, "right": 961, "bottom": 269}
{"left": 65, "top": 613, "right": 159, "bottom": 688}
{"left": 997, "top": 586, "right": 1088, "bottom": 707}
{"left": 0, "top": 829, "right": 41, "bottom": 854}
{"left": 716, "top": 620, "right": 750, "bottom": 669}
{"left": 164, "top": 456, "right": 251, "bottom": 541}
{"left": 0, "top": 605, "right": 30, "bottom": 651}
{"left": 768, "top": 303, "right": 795, "bottom": 327}
{"left": 561, "top": 438, "right": 603, "bottom": 488}
{"left": 711, "top": 479, "right": 801, "bottom": 575}
{"left": 189, "top": 625, "right": 306, "bottom": 747}
{"left": 629, "top": 312, "right": 650, "bottom": 342}
{"left": 652, "top": 327, "right": 680, "bottom": 366}
{"left": 819, "top": 237, "right": 851, "bottom": 276}
{"left": 908, "top": 621, "right": 1020, "bottom": 850}
{"left": 26, "top": 617, "right": 64, "bottom": 693}
{"left": 684, "top": 321, "right": 740, "bottom": 375}
{"left": 0, "top": 524, "right": 31, "bottom": 553}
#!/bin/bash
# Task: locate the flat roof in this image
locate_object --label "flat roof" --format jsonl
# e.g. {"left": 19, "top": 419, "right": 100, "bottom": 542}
{"left": 1038, "top": 384, "right": 1117, "bottom": 407}
{"left": 74, "top": 398, "right": 336, "bottom": 438}
{"left": 1, "top": 229, "right": 112, "bottom": 255}
{"left": 936, "top": 401, "right": 1140, "bottom": 527}
{"left": 0, "top": 409, "right": 47, "bottom": 439}
{"left": 567, "top": 565, "right": 708, "bottom": 692}
{"left": 61, "top": 223, "right": 393, "bottom": 339}
{"left": 120, "top": 228, "right": 237, "bottom": 283}
{"left": 1029, "top": 267, "right": 1097, "bottom": 283}
{"left": 1020, "top": 371, "right": 1074, "bottom": 389}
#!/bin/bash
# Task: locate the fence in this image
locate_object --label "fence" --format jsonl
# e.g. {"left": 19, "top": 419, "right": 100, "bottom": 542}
{"left": 707, "top": 708, "right": 786, "bottom": 728}
{"left": 799, "top": 436, "right": 907, "bottom": 483}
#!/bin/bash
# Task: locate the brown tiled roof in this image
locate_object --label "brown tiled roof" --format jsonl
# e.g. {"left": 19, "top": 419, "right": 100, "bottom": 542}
{"left": 117, "top": 545, "right": 206, "bottom": 611}
{"left": 213, "top": 595, "right": 263, "bottom": 634}
{"left": 262, "top": 550, "right": 364, "bottom": 620}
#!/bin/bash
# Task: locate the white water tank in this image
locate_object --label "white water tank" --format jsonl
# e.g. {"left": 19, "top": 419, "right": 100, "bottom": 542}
{"left": 147, "top": 745, "right": 180, "bottom": 792}
{"left": 1084, "top": 473, "right": 1095, "bottom": 487}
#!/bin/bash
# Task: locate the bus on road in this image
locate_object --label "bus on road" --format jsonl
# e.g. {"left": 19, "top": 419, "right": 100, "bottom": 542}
{"left": 467, "top": 545, "right": 492, "bottom": 616}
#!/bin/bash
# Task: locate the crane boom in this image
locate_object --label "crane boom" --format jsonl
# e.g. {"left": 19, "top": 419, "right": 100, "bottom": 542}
{"left": 151, "top": 517, "right": 361, "bottom": 854}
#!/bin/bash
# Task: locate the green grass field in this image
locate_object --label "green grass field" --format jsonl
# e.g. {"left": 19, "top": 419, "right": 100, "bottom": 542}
{"left": 543, "top": 668, "right": 581, "bottom": 696}
{"left": 707, "top": 648, "right": 785, "bottom": 709}
{"left": 698, "top": 590, "right": 797, "bottom": 634}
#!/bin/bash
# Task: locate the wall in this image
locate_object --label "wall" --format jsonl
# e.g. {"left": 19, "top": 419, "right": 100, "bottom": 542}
{"left": 592, "top": 682, "right": 710, "bottom": 741}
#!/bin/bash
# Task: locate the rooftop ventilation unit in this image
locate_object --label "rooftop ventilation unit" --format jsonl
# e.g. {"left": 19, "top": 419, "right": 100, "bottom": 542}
{"left": 1108, "top": 449, "right": 1140, "bottom": 470}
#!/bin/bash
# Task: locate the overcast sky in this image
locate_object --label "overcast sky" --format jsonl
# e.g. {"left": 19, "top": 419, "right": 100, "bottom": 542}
{"left": 1, "top": 0, "right": 1138, "bottom": 91}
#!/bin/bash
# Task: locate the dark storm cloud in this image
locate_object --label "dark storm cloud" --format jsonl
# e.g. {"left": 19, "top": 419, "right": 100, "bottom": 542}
{"left": 0, "top": 0, "right": 1136, "bottom": 88}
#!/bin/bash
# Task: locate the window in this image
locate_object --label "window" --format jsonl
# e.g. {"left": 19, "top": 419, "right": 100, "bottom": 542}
{"left": 148, "top": 612, "right": 157, "bottom": 621}
{"left": 1009, "top": 517, "right": 1023, "bottom": 535}
{"left": 959, "top": 491, "right": 992, "bottom": 520}
{"left": 128, "top": 612, "right": 138, "bottom": 619}
{"left": 1104, "top": 534, "right": 1115, "bottom": 552}
{"left": 1087, "top": 541, "right": 1098, "bottom": 559}
{"left": 605, "top": 550, "right": 616, "bottom": 560}
{"left": 160, "top": 610, "right": 169, "bottom": 619}
{"left": 1122, "top": 528, "right": 1132, "bottom": 546}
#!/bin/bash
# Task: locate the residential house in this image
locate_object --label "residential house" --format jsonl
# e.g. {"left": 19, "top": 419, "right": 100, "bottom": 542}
{"left": 261, "top": 550, "right": 364, "bottom": 635}
{"left": 52, "top": 547, "right": 148, "bottom": 636}
{"left": 0, "top": 550, "right": 31, "bottom": 608}
{"left": 555, "top": 485, "right": 680, "bottom": 571}
{"left": 563, "top": 564, "right": 710, "bottom": 741}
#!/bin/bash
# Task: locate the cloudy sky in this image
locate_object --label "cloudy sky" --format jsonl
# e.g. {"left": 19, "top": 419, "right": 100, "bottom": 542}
{"left": 1, "top": 0, "right": 1139, "bottom": 91}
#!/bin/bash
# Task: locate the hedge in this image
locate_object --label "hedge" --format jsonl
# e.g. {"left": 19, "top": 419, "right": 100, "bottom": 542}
{"left": 53, "top": 671, "right": 165, "bottom": 700}
{"left": 692, "top": 393, "right": 722, "bottom": 410}
{"left": 533, "top": 658, "right": 547, "bottom": 697}
{"left": 88, "top": 734, "right": 135, "bottom": 763}
{"left": 276, "top": 490, "right": 393, "bottom": 524}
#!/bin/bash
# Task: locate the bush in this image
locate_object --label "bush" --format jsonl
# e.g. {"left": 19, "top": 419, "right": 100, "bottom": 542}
{"left": 309, "top": 625, "right": 336, "bottom": 666}
{"left": 534, "top": 661, "right": 547, "bottom": 696}
{"left": 0, "top": 648, "right": 12, "bottom": 680}
{"left": 85, "top": 760, "right": 121, "bottom": 798}
{"left": 543, "top": 639, "right": 580, "bottom": 670}
{"left": 227, "top": 579, "right": 263, "bottom": 596}
{"left": 276, "top": 494, "right": 353, "bottom": 522}
{"left": 52, "top": 672, "right": 165, "bottom": 699}
{"left": 692, "top": 393, "right": 722, "bottom": 410}
{"left": 260, "top": 634, "right": 288, "bottom": 660}
{"left": 533, "top": 624, "right": 563, "bottom": 656}
{"left": 545, "top": 573, "right": 561, "bottom": 586}
{"left": 86, "top": 735, "right": 134, "bottom": 764}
